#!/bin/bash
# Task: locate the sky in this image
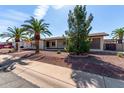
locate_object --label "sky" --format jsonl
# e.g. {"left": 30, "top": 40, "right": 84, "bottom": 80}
{"left": 0, "top": 5, "right": 124, "bottom": 42}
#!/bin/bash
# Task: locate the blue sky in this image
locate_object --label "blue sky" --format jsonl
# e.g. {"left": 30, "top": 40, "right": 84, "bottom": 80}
{"left": 0, "top": 5, "right": 124, "bottom": 42}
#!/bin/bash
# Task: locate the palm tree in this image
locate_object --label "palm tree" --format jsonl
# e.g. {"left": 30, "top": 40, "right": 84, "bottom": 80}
{"left": 22, "top": 16, "right": 52, "bottom": 53}
{"left": 112, "top": 28, "right": 124, "bottom": 44}
{"left": 0, "top": 26, "right": 28, "bottom": 51}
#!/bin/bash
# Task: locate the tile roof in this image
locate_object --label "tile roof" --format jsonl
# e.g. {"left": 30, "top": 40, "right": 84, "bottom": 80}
{"left": 43, "top": 32, "right": 109, "bottom": 40}
{"left": 89, "top": 32, "right": 109, "bottom": 37}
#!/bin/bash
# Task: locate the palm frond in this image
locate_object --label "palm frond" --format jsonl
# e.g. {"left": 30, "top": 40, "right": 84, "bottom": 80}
{"left": 111, "top": 28, "right": 124, "bottom": 40}
{"left": 22, "top": 16, "right": 52, "bottom": 39}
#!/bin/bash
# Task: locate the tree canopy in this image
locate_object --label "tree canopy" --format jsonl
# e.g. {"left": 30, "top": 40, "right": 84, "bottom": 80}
{"left": 65, "top": 5, "right": 93, "bottom": 54}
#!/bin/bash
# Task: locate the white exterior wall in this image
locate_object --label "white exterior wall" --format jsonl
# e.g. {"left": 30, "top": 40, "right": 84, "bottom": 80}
{"left": 39, "top": 40, "right": 44, "bottom": 49}
{"left": 12, "top": 41, "right": 24, "bottom": 48}
{"left": 12, "top": 42, "right": 16, "bottom": 48}
{"left": 57, "top": 39, "right": 65, "bottom": 48}
{"left": 20, "top": 40, "right": 44, "bottom": 49}
{"left": 116, "top": 44, "right": 124, "bottom": 51}
{"left": 12, "top": 36, "right": 105, "bottom": 51}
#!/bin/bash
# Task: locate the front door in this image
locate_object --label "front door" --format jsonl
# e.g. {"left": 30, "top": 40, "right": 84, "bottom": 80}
{"left": 46, "top": 41, "right": 49, "bottom": 48}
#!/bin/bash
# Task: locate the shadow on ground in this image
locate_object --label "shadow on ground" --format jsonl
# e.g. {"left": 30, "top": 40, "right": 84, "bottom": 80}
{"left": 64, "top": 54, "right": 124, "bottom": 88}
{"left": 1, "top": 57, "right": 29, "bottom": 67}
{"left": 71, "top": 70, "right": 106, "bottom": 88}
{"left": 9, "top": 51, "right": 124, "bottom": 80}
{"left": 3, "top": 50, "right": 124, "bottom": 88}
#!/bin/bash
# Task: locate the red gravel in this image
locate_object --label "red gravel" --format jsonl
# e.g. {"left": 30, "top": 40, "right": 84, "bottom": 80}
{"left": 2, "top": 50, "right": 124, "bottom": 80}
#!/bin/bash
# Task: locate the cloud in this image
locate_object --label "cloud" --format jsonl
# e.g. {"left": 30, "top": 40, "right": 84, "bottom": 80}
{"left": 0, "top": 9, "right": 31, "bottom": 42}
{"left": 0, "top": 9, "right": 30, "bottom": 21}
{"left": 0, "top": 19, "right": 19, "bottom": 42}
{"left": 0, "top": 19, "right": 18, "bottom": 33}
{"left": 34, "top": 5, "right": 49, "bottom": 19}
{"left": 52, "top": 5, "right": 64, "bottom": 9}
{"left": 7, "top": 10, "right": 30, "bottom": 21}
{"left": 33, "top": 5, "right": 65, "bottom": 20}
{"left": 0, "top": 9, "right": 31, "bottom": 36}
{"left": 0, "top": 19, "right": 17, "bottom": 26}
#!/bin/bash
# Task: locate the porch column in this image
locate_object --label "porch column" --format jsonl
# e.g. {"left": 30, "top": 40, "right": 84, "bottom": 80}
{"left": 100, "top": 37, "right": 104, "bottom": 51}
{"left": 42, "top": 40, "right": 44, "bottom": 49}
{"left": 44, "top": 41, "right": 46, "bottom": 50}
{"left": 55, "top": 40, "right": 58, "bottom": 48}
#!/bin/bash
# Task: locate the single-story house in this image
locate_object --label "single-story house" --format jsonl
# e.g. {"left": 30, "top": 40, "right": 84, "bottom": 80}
{"left": 104, "top": 39, "right": 124, "bottom": 51}
{"left": 13, "top": 32, "right": 108, "bottom": 51}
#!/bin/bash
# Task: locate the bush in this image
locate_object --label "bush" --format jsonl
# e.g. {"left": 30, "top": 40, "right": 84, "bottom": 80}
{"left": 66, "top": 39, "right": 90, "bottom": 54}
{"left": 79, "top": 40, "right": 91, "bottom": 53}
{"left": 8, "top": 50, "right": 12, "bottom": 53}
{"left": 57, "top": 50, "right": 61, "bottom": 54}
{"left": 117, "top": 52, "right": 124, "bottom": 58}
{"left": 12, "top": 48, "right": 16, "bottom": 52}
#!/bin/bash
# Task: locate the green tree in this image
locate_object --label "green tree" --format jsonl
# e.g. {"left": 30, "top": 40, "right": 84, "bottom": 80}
{"left": 0, "top": 26, "right": 28, "bottom": 51}
{"left": 65, "top": 5, "right": 93, "bottom": 55}
{"left": 111, "top": 28, "right": 124, "bottom": 44}
{"left": 22, "top": 16, "right": 52, "bottom": 53}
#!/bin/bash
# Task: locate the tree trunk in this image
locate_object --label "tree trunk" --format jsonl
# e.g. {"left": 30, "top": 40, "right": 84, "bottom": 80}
{"left": 15, "top": 38, "right": 20, "bottom": 51}
{"left": 118, "top": 39, "right": 122, "bottom": 44}
{"left": 16, "top": 42, "right": 18, "bottom": 51}
{"left": 35, "top": 32, "right": 40, "bottom": 54}
{"left": 35, "top": 39, "right": 40, "bottom": 53}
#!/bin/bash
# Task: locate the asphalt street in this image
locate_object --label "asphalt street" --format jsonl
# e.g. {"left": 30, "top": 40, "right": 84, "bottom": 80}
{"left": 0, "top": 71, "right": 39, "bottom": 88}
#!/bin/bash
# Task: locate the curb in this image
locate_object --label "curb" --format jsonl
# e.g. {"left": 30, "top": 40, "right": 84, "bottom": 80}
{"left": 12, "top": 65, "right": 76, "bottom": 88}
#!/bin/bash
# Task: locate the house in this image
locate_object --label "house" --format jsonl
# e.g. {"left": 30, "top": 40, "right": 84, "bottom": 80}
{"left": 104, "top": 39, "right": 124, "bottom": 51}
{"left": 13, "top": 32, "right": 108, "bottom": 51}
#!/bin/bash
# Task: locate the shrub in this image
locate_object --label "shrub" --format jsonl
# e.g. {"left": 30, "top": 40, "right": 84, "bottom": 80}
{"left": 8, "top": 50, "right": 12, "bottom": 53}
{"left": 57, "top": 50, "right": 61, "bottom": 54}
{"left": 12, "top": 48, "right": 16, "bottom": 52}
{"left": 117, "top": 52, "right": 124, "bottom": 58}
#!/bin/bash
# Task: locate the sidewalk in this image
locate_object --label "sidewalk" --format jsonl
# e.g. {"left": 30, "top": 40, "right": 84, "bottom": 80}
{"left": 1, "top": 55, "right": 124, "bottom": 88}
{"left": 12, "top": 61, "right": 76, "bottom": 88}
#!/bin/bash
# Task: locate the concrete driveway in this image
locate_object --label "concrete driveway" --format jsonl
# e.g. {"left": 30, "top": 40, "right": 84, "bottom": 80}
{"left": 0, "top": 71, "right": 39, "bottom": 88}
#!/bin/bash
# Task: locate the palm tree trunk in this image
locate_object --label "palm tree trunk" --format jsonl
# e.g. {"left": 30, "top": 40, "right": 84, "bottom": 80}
{"left": 16, "top": 42, "right": 18, "bottom": 51}
{"left": 35, "top": 32, "right": 40, "bottom": 54}
{"left": 118, "top": 39, "right": 122, "bottom": 44}
{"left": 15, "top": 38, "right": 20, "bottom": 52}
{"left": 35, "top": 39, "right": 39, "bottom": 53}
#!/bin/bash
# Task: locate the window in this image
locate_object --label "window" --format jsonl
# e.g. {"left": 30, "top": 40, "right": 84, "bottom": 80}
{"left": 52, "top": 42, "right": 55, "bottom": 46}
{"left": 63, "top": 41, "right": 66, "bottom": 45}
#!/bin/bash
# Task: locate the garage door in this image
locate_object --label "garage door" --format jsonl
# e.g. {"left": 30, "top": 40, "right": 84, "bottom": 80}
{"left": 91, "top": 38, "right": 100, "bottom": 49}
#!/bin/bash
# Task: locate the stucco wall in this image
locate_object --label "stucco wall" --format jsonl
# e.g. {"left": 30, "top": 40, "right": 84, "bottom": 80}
{"left": 116, "top": 44, "right": 124, "bottom": 51}
{"left": 12, "top": 36, "right": 104, "bottom": 51}
{"left": 57, "top": 39, "right": 65, "bottom": 48}
{"left": 44, "top": 39, "right": 65, "bottom": 49}
{"left": 39, "top": 40, "right": 44, "bottom": 49}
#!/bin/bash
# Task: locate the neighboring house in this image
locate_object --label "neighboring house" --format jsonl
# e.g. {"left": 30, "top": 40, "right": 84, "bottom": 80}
{"left": 16, "top": 32, "right": 108, "bottom": 51}
{"left": 104, "top": 39, "right": 124, "bottom": 51}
